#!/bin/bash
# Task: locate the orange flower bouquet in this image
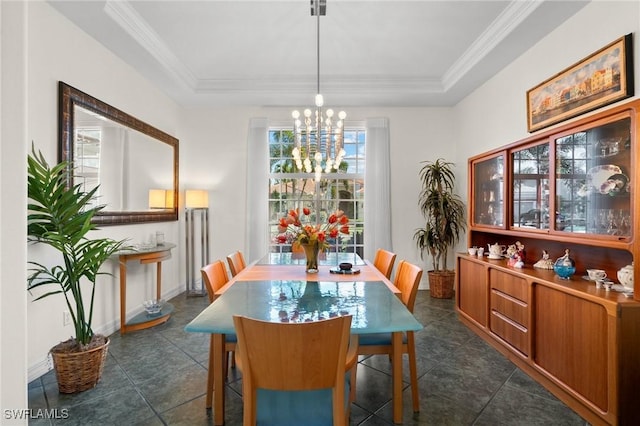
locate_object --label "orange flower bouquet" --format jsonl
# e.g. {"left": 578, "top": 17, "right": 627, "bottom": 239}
{"left": 276, "top": 207, "right": 350, "bottom": 251}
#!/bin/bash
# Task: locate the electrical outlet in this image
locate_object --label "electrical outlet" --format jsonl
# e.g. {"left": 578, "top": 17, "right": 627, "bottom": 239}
{"left": 63, "top": 311, "right": 71, "bottom": 326}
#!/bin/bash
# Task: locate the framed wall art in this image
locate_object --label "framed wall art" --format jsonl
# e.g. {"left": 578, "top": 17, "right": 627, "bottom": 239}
{"left": 527, "top": 33, "right": 633, "bottom": 133}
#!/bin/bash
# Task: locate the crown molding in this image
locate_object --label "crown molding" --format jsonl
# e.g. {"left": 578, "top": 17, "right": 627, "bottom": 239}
{"left": 104, "top": 0, "right": 198, "bottom": 90}
{"left": 194, "top": 74, "right": 443, "bottom": 94}
{"left": 442, "top": 0, "right": 543, "bottom": 90}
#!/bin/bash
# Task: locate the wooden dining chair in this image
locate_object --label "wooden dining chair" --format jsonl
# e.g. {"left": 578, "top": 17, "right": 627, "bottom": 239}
{"left": 373, "top": 248, "right": 397, "bottom": 279}
{"left": 355, "top": 260, "right": 423, "bottom": 412}
{"left": 201, "top": 260, "right": 230, "bottom": 303}
{"left": 233, "top": 315, "right": 358, "bottom": 426}
{"left": 226, "top": 250, "right": 246, "bottom": 277}
{"left": 200, "top": 260, "right": 236, "bottom": 407}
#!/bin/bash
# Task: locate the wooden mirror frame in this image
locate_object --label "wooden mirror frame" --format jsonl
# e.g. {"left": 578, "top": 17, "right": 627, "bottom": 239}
{"left": 58, "top": 82, "right": 179, "bottom": 225}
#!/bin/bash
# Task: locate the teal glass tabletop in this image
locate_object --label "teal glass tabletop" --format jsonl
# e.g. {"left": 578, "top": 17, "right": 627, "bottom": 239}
{"left": 259, "top": 252, "right": 365, "bottom": 266}
{"left": 185, "top": 280, "right": 423, "bottom": 335}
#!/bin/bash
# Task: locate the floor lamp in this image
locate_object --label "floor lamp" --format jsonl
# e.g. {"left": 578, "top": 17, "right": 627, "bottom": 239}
{"left": 185, "top": 189, "right": 209, "bottom": 297}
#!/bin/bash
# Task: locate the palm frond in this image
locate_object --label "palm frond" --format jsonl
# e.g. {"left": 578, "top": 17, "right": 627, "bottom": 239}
{"left": 27, "top": 146, "right": 127, "bottom": 347}
{"left": 414, "top": 158, "right": 467, "bottom": 272}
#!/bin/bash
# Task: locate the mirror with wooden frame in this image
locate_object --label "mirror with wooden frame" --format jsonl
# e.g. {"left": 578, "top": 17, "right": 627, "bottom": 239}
{"left": 59, "top": 82, "right": 178, "bottom": 225}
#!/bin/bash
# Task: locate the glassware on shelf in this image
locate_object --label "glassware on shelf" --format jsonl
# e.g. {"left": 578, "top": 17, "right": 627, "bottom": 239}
{"left": 592, "top": 209, "right": 631, "bottom": 236}
{"left": 594, "top": 138, "right": 623, "bottom": 158}
{"left": 556, "top": 117, "right": 632, "bottom": 238}
{"left": 473, "top": 154, "right": 504, "bottom": 227}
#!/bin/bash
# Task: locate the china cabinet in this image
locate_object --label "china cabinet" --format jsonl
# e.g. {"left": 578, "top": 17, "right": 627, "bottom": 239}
{"left": 457, "top": 98, "right": 640, "bottom": 425}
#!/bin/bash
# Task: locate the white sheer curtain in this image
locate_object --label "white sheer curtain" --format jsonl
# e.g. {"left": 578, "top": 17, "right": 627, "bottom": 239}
{"left": 245, "top": 118, "right": 269, "bottom": 263}
{"left": 364, "top": 118, "right": 392, "bottom": 261}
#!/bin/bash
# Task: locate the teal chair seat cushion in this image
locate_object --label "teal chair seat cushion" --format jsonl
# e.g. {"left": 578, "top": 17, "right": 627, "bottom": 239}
{"left": 255, "top": 373, "right": 351, "bottom": 426}
{"left": 357, "top": 332, "right": 407, "bottom": 346}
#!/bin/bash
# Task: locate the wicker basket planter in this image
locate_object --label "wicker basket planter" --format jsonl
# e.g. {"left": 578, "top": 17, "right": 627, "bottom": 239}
{"left": 50, "top": 337, "right": 109, "bottom": 393}
{"left": 428, "top": 270, "right": 456, "bottom": 299}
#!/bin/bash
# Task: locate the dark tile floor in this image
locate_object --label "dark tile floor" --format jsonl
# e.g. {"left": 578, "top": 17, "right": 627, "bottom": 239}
{"left": 28, "top": 291, "right": 588, "bottom": 425}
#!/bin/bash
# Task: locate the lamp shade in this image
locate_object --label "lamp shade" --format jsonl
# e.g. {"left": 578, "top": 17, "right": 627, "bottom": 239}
{"left": 149, "top": 189, "right": 173, "bottom": 209}
{"left": 186, "top": 189, "right": 208, "bottom": 208}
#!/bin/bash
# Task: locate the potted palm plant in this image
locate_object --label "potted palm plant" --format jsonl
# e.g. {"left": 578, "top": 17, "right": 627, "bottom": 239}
{"left": 27, "top": 148, "right": 127, "bottom": 393}
{"left": 413, "top": 158, "right": 466, "bottom": 298}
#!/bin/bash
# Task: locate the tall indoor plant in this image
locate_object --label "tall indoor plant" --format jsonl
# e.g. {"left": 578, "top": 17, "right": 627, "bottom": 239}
{"left": 413, "top": 158, "right": 466, "bottom": 298}
{"left": 27, "top": 148, "right": 127, "bottom": 393}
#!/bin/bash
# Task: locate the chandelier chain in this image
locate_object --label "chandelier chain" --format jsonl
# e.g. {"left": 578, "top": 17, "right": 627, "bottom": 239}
{"left": 292, "top": 0, "right": 347, "bottom": 182}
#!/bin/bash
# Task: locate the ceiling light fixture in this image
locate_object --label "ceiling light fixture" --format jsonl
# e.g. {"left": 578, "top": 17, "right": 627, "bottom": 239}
{"left": 292, "top": 0, "right": 346, "bottom": 182}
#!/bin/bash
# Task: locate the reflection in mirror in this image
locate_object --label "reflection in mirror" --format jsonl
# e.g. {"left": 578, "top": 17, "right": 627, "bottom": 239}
{"left": 59, "top": 82, "right": 178, "bottom": 225}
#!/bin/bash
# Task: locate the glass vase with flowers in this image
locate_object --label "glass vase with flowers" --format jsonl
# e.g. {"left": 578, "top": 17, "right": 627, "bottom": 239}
{"left": 276, "top": 207, "right": 350, "bottom": 272}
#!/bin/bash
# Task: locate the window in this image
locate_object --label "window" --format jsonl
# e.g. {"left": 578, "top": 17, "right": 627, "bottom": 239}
{"left": 74, "top": 127, "right": 101, "bottom": 208}
{"left": 268, "top": 127, "right": 366, "bottom": 257}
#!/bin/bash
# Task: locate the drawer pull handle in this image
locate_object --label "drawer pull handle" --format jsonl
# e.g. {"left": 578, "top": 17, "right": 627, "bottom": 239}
{"left": 491, "top": 310, "right": 527, "bottom": 332}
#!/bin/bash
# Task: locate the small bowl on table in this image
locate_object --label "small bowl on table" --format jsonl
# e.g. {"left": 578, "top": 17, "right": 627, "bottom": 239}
{"left": 339, "top": 262, "right": 353, "bottom": 271}
{"left": 143, "top": 299, "right": 164, "bottom": 316}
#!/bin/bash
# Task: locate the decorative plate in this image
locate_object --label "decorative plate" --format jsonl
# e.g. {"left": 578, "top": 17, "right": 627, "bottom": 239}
{"left": 598, "top": 173, "right": 628, "bottom": 195}
{"left": 587, "top": 164, "right": 623, "bottom": 192}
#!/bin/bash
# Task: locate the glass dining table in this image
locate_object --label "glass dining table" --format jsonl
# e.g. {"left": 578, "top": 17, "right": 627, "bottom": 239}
{"left": 185, "top": 252, "right": 423, "bottom": 425}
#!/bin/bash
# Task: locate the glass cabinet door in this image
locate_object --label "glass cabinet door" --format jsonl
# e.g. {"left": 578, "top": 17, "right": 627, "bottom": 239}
{"left": 512, "top": 143, "right": 550, "bottom": 230}
{"left": 472, "top": 154, "right": 504, "bottom": 227}
{"left": 555, "top": 116, "right": 631, "bottom": 237}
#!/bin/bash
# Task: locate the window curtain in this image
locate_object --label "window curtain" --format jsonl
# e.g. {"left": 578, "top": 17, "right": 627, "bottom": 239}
{"left": 364, "top": 118, "right": 392, "bottom": 261}
{"left": 246, "top": 118, "right": 269, "bottom": 263}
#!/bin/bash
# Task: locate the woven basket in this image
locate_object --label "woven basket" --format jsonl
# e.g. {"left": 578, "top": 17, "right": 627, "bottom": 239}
{"left": 428, "top": 270, "right": 456, "bottom": 299}
{"left": 50, "top": 337, "right": 109, "bottom": 394}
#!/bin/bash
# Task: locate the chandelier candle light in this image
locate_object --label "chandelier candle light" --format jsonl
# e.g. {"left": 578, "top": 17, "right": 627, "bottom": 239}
{"left": 292, "top": 0, "right": 346, "bottom": 182}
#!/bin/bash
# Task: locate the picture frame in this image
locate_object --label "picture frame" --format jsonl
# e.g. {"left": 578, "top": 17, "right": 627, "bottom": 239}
{"left": 527, "top": 33, "right": 634, "bottom": 133}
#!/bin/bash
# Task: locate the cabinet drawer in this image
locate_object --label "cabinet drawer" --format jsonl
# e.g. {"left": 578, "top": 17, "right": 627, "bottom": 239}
{"left": 489, "top": 269, "right": 528, "bottom": 303}
{"left": 490, "top": 310, "right": 529, "bottom": 356}
{"left": 491, "top": 289, "right": 528, "bottom": 328}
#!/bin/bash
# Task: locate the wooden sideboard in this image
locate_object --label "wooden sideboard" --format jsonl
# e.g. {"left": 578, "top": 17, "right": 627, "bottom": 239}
{"left": 458, "top": 98, "right": 640, "bottom": 425}
{"left": 457, "top": 254, "right": 640, "bottom": 425}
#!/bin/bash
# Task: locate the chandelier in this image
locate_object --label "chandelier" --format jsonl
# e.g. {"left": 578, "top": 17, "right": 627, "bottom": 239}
{"left": 292, "top": 0, "right": 346, "bottom": 182}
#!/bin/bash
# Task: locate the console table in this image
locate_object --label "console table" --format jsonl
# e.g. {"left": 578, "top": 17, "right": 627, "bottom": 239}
{"left": 117, "top": 243, "right": 175, "bottom": 334}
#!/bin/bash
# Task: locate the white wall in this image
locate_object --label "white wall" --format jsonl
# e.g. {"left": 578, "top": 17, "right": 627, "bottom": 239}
{"left": 1, "top": 0, "right": 29, "bottom": 419}
{"left": 26, "top": 1, "right": 183, "bottom": 379}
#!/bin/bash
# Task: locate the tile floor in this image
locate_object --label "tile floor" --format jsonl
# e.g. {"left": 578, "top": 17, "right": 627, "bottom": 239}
{"left": 28, "top": 290, "right": 588, "bottom": 425}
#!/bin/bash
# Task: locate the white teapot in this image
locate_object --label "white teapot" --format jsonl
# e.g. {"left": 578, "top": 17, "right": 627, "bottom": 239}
{"left": 487, "top": 243, "right": 506, "bottom": 259}
{"left": 617, "top": 263, "right": 634, "bottom": 289}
